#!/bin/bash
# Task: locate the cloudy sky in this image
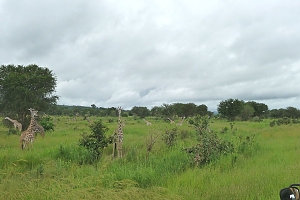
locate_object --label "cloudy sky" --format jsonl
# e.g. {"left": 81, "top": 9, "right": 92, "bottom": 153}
{"left": 1, "top": 0, "right": 300, "bottom": 111}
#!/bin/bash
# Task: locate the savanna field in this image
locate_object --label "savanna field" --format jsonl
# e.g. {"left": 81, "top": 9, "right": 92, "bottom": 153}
{"left": 0, "top": 116, "right": 299, "bottom": 200}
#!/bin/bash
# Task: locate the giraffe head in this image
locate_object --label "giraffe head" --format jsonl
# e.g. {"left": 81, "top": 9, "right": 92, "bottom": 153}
{"left": 117, "top": 107, "right": 122, "bottom": 115}
{"left": 28, "top": 108, "right": 38, "bottom": 117}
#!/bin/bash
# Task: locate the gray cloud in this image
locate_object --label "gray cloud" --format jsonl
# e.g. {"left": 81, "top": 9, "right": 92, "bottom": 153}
{"left": 1, "top": 0, "right": 300, "bottom": 111}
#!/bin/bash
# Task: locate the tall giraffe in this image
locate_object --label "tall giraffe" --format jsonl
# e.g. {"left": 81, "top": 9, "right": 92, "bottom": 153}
{"left": 20, "top": 108, "right": 38, "bottom": 150}
{"left": 177, "top": 116, "right": 186, "bottom": 126}
{"left": 112, "top": 107, "right": 124, "bottom": 158}
{"left": 5, "top": 117, "right": 22, "bottom": 131}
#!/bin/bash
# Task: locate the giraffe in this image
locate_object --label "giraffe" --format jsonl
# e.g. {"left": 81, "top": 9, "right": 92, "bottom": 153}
{"left": 20, "top": 108, "right": 38, "bottom": 150}
{"left": 143, "top": 118, "right": 152, "bottom": 125}
{"left": 177, "top": 116, "right": 186, "bottom": 126}
{"left": 26, "top": 109, "right": 45, "bottom": 138}
{"left": 167, "top": 117, "right": 175, "bottom": 124}
{"left": 31, "top": 120, "right": 45, "bottom": 138}
{"left": 112, "top": 107, "right": 124, "bottom": 158}
{"left": 5, "top": 117, "right": 22, "bottom": 131}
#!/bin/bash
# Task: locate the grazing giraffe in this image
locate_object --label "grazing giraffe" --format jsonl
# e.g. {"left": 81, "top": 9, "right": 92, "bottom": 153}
{"left": 5, "top": 117, "right": 22, "bottom": 131}
{"left": 143, "top": 118, "right": 152, "bottom": 125}
{"left": 20, "top": 108, "right": 38, "bottom": 150}
{"left": 112, "top": 107, "right": 124, "bottom": 158}
{"left": 177, "top": 116, "right": 186, "bottom": 126}
{"left": 167, "top": 117, "right": 175, "bottom": 124}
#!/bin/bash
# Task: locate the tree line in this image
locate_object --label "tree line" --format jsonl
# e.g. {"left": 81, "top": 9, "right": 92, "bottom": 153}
{"left": 46, "top": 103, "right": 212, "bottom": 118}
{"left": 45, "top": 102, "right": 300, "bottom": 121}
{"left": 1, "top": 64, "right": 300, "bottom": 128}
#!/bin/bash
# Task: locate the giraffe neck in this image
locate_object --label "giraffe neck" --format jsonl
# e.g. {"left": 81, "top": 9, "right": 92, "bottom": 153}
{"left": 118, "top": 112, "right": 122, "bottom": 133}
{"left": 28, "top": 117, "right": 36, "bottom": 132}
{"left": 118, "top": 116, "right": 122, "bottom": 127}
{"left": 116, "top": 108, "right": 123, "bottom": 142}
{"left": 6, "top": 117, "right": 16, "bottom": 123}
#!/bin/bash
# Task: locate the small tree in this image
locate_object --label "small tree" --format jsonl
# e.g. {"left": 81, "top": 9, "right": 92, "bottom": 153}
{"left": 39, "top": 115, "right": 55, "bottom": 131}
{"left": 184, "top": 115, "right": 234, "bottom": 167}
{"left": 0, "top": 64, "right": 58, "bottom": 125}
{"left": 79, "top": 120, "right": 110, "bottom": 161}
{"left": 217, "top": 98, "right": 244, "bottom": 121}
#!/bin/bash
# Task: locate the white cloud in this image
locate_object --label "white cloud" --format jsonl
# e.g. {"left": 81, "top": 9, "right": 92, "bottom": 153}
{"left": 1, "top": 0, "right": 300, "bottom": 111}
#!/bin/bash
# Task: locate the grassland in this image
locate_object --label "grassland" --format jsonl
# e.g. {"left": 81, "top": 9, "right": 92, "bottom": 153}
{"left": 0, "top": 116, "right": 299, "bottom": 199}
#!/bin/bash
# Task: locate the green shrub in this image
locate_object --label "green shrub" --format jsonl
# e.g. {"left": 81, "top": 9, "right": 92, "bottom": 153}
{"left": 39, "top": 116, "right": 55, "bottom": 131}
{"left": 162, "top": 128, "right": 178, "bottom": 147}
{"left": 251, "top": 116, "right": 261, "bottom": 122}
{"left": 78, "top": 120, "right": 110, "bottom": 162}
{"left": 236, "top": 133, "right": 256, "bottom": 154}
{"left": 6, "top": 128, "right": 19, "bottom": 135}
{"left": 184, "top": 115, "right": 234, "bottom": 167}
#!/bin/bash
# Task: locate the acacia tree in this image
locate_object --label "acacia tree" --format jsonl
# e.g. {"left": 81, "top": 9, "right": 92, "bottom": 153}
{"left": 0, "top": 64, "right": 58, "bottom": 125}
{"left": 217, "top": 98, "right": 244, "bottom": 121}
{"left": 246, "top": 101, "right": 268, "bottom": 117}
{"left": 131, "top": 106, "right": 150, "bottom": 118}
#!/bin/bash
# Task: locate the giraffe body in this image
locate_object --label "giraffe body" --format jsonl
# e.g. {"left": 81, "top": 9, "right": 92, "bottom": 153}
{"left": 5, "top": 117, "right": 22, "bottom": 131}
{"left": 112, "top": 107, "right": 123, "bottom": 158}
{"left": 20, "top": 130, "right": 34, "bottom": 150}
{"left": 31, "top": 121, "right": 45, "bottom": 138}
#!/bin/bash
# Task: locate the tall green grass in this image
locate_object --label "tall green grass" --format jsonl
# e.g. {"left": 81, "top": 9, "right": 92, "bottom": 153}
{"left": 0, "top": 116, "right": 299, "bottom": 199}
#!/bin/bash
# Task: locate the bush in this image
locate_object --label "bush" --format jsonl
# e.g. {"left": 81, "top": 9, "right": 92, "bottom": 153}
{"left": 6, "top": 128, "right": 19, "bottom": 135}
{"left": 78, "top": 120, "right": 110, "bottom": 162}
{"left": 251, "top": 116, "right": 262, "bottom": 122}
{"left": 162, "top": 128, "right": 178, "bottom": 147}
{"left": 183, "top": 131, "right": 234, "bottom": 166}
{"left": 184, "top": 115, "right": 234, "bottom": 167}
{"left": 39, "top": 116, "right": 55, "bottom": 131}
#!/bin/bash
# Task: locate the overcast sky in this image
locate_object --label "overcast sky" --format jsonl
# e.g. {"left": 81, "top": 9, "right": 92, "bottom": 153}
{"left": 1, "top": 0, "right": 300, "bottom": 111}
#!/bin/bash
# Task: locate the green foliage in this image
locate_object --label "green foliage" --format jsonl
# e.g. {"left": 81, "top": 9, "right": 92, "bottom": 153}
{"left": 7, "top": 128, "right": 20, "bottom": 135}
{"left": 188, "top": 115, "right": 210, "bottom": 136}
{"left": 39, "top": 115, "right": 55, "bottom": 131}
{"left": 239, "top": 104, "right": 255, "bottom": 121}
{"left": 236, "top": 133, "right": 257, "bottom": 156}
{"left": 269, "top": 117, "right": 299, "bottom": 127}
{"left": 184, "top": 115, "right": 234, "bottom": 166}
{"left": 1, "top": 115, "right": 298, "bottom": 199}
{"left": 246, "top": 101, "right": 268, "bottom": 117}
{"left": 217, "top": 98, "right": 244, "bottom": 121}
{"left": 131, "top": 106, "right": 150, "bottom": 118}
{"left": 78, "top": 120, "right": 110, "bottom": 161}
{"left": 220, "top": 126, "right": 229, "bottom": 134}
{"left": 0, "top": 64, "right": 58, "bottom": 124}
{"left": 162, "top": 127, "right": 178, "bottom": 147}
{"left": 179, "top": 130, "right": 190, "bottom": 139}
{"left": 6, "top": 128, "right": 19, "bottom": 135}
{"left": 251, "top": 116, "right": 262, "bottom": 122}
{"left": 56, "top": 144, "right": 95, "bottom": 165}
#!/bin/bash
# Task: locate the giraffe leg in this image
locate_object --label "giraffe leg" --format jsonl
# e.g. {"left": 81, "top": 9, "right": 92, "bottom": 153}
{"left": 117, "top": 143, "right": 122, "bottom": 158}
{"left": 112, "top": 143, "right": 115, "bottom": 157}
